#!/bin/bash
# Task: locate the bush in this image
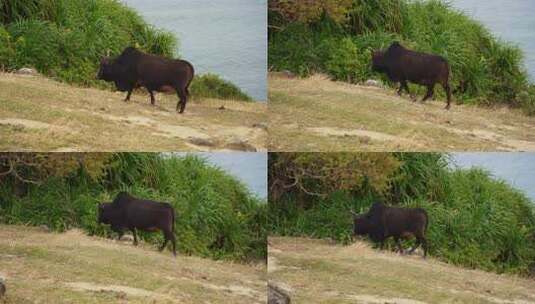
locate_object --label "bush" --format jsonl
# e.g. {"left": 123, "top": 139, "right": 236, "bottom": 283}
{"left": 269, "top": 153, "right": 535, "bottom": 276}
{"left": 191, "top": 74, "right": 253, "bottom": 102}
{"left": 0, "top": 0, "right": 251, "bottom": 101}
{"left": 269, "top": 0, "right": 534, "bottom": 113}
{"left": 0, "top": 153, "right": 266, "bottom": 262}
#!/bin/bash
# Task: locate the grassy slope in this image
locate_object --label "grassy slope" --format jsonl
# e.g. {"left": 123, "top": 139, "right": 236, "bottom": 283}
{"left": 0, "top": 73, "right": 267, "bottom": 151}
{"left": 0, "top": 225, "right": 266, "bottom": 304}
{"left": 269, "top": 74, "right": 535, "bottom": 152}
{"left": 269, "top": 237, "right": 535, "bottom": 304}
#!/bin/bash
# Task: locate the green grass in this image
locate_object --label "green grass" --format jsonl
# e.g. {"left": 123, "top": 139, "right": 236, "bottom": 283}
{"left": 269, "top": 0, "right": 535, "bottom": 113}
{"left": 0, "top": 153, "right": 267, "bottom": 262}
{"left": 269, "top": 152, "right": 535, "bottom": 276}
{"left": 0, "top": 0, "right": 252, "bottom": 101}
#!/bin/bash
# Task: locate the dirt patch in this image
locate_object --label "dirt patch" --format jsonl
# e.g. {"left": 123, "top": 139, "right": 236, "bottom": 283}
{"left": 307, "top": 127, "right": 415, "bottom": 144}
{"left": 179, "top": 277, "right": 263, "bottom": 302}
{"left": 65, "top": 282, "right": 172, "bottom": 300}
{"left": 345, "top": 294, "right": 429, "bottom": 304}
{"left": 0, "top": 118, "right": 56, "bottom": 130}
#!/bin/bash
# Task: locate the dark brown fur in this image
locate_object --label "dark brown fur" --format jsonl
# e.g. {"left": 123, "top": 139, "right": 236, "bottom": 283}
{"left": 352, "top": 202, "right": 429, "bottom": 257}
{"left": 97, "top": 47, "right": 194, "bottom": 113}
{"left": 98, "top": 192, "right": 177, "bottom": 256}
{"left": 372, "top": 42, "right": 452, "bottom": 109}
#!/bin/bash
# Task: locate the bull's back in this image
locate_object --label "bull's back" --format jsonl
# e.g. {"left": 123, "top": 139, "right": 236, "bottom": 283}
{"left": 383, "top": 207, "right": 428, "bottom": 237}
{"left": 123, "top": 200, "right": 174, "bottom": 229}
{"left": 400, "top": 51, "right": 449, "bottom": 83}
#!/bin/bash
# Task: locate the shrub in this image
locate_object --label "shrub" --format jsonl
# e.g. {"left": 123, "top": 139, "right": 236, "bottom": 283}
{"left": 0, "top": 0, "right": 251, "bottom": 101}
{"left": 0, "top": 153, "right": 266, "bottom": 262}
{"left": 269, "top": 0, "right": 535, "bottom": 113}
{"left": 269, "top": 152, "right": 535, "bottom": 276}
{"left": 191, "top": 74, "right": 253, "bottom": 102}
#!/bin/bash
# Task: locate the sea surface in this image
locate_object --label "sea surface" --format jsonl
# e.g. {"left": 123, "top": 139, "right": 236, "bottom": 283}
{"left": 450, "top": 0, "right": 535, "bottom": 80}
{"left": 174, "top": 152, "right": 267, "bottom": 200}
{"left": 122, "top": 0, "right": 267, "bottom": 101}
{"left": 451, "top": 153, "right": 535, "bottom": 203}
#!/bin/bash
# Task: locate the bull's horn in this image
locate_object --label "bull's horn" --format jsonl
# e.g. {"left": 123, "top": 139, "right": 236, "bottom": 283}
{"left": 106, "top": 49, "right": 110, "bottom": 57}
{"left": 350, "top": 210, "right": 359, "bottom": 216}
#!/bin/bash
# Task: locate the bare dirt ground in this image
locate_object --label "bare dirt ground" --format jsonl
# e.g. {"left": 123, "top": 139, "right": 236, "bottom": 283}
{"left": 269, "top": 74, "right": 535, "bottom": 151}
{"left": 0, "top": 73, "right": 267, "bottom": 151}
{"left": 0, "top": 225, "right": 266, "bottom": 304}
{"left": 269, "top": 236, "right": 535, "bottom": 304}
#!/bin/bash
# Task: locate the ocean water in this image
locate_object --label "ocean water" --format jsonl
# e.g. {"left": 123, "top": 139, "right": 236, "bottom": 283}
{"left": 173, "top": 152, "right": 267, "bottom": 199}
{"left": 122, "top": 0, "right": 267, "bottom": 101}
{"left": 450, "top": 0, "right": 535, "bottom": 80}
{"left": 451, "top": 153, "right": 535, "bottom": 202}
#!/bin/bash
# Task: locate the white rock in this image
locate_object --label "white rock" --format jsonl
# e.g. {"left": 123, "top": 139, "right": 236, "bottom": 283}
{"left": 365, "top": 79, "right": 382, "bottom": 87}
{"left": 15, "top": 67, "right": 38, "bottom": 75}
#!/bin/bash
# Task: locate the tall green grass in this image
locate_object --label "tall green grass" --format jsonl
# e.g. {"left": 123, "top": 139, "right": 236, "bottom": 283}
{"left": 0, "top": 153, "right": 266, "bottom": 262}
{"left": 269, "top": 153, "right": 535, "bottom": 276}
{"left": 269, "top": 0, "right": 534, "bottom": 112}
{"left": 0, "top": 0, "right": 252, "bottom": 101}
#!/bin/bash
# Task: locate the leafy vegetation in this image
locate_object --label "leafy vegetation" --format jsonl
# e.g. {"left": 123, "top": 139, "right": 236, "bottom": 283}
{"left": 269, "top": 0, "right": 535, "bottom": 113}
{"left": 0, "top": 153, "right": 266, "bottom": 262}
{"left": 268, "top": 152, "right": 535, "bottom": 276}
{"left": 0, "top": 0, "right": 252, "bottom": 101}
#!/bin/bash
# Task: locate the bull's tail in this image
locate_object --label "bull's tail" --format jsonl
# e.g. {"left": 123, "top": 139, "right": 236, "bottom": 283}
{"left": 184, "top": 60, "right": 195, "bottom": 97}
{"left": 422, "top": 208, "right": 429, "bottom": 233}
{"left": 171, "top": 207, "right": 176, "bottom": 234}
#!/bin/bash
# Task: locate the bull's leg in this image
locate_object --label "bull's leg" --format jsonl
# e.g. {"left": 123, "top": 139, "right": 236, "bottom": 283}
{"left": 149, "top": 90, "right": 156, "bottom": 105}
{"left": 397, "top": 82, "right": 404, "bottom": 96}
{"left": 124, "top": 89, "right": 133, "bottom": 102}
{"left": 132, "top": 229, "right": 138, "bottom": 246}
{"left": 420, "top": 237, "right": 428, "bottom": 258}
{"left": 117, "top": 230, "right": 124, "bottom": 241}
{"left": 170, "top": 234, "right": 177, "bottom": 257}
{"left": 159, "top": 230, "right": 172, "bottom": 253}
{"left": 443, "top": 83, "right": 452, "bottom": 110}
{"left": 408, "top": 239, "right": 421, "bottom": 255}
{"left": 176, "top": 88, "right": 187, "bottom": 114}
{"left": 422, "top": 84, "right": 435, "bottom": 102}
{"left": 394, "top": 237, "right": 404, "bottom": 254}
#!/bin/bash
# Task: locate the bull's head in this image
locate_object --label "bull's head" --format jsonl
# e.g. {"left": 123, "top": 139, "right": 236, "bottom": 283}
{"left": 350, "top": 209, "right": 372, "bottom": 236}
{"left": 371, "top": 50, "right": 386, "bottom": 72}
{"left": 96, "top": 57, "right": 114, "bottom": 81}
{"left": 97, "top": 203, "right": 109, "bottom": 224}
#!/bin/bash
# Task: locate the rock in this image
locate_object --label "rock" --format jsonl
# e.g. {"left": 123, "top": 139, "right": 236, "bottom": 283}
{"left": 252, "top": 122, "right": 268, "bottom": 131}
{"left": 15, "top": 67, "right": 38, "bottom": 75}
{"left": 119, "top": 235, "right": 134, "bottom": 242}
{"left": 358, "top": 136, "right": 371, "bottom": 144}
{"left": 225, "top": 139, "right": 257, "bottom": 152}
{"left": 0, "top": 278, "right": 5, "bottom": 299}
{"left": 364, "top": 79, "right": 382, "bottom": 87}
{"left": 188, "top": 137, "right": 216, "bottom": 147}
{"left": 218, "top": 105, "right": 226, "bottom": 110}
{"left": 268, "top": 282, "right": 291, "bottom": 304}
{"left": 39, "top": 225, "right": 50, "bottom": 232}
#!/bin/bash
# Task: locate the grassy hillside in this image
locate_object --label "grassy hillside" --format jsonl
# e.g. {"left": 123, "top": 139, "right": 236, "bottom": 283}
{"left": 0, "top": 225, "right": 266, "bottom": 304}
{"left": 269, "top": 0, "right": 535, "bottom": 113}
{"left": 269, "top": 74, "right": 535, "bottom": 151}
{"left": 269, "top": 237, "right": 535, "bottom": 304}
{"left": 0, "top": 73, "right": 267, "bottom": 151}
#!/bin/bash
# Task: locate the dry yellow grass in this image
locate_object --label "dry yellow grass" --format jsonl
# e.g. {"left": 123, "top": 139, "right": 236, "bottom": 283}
{"left": 269, "top": 74, "right": 535, "bottom": 152}
{"left": 0, "top": 225, "right": 266, "bottom": 304}
{"left": 268, "top": 237, "right": 535, "bottom": 304}
{"left": 0, "top": 73, "right": 267, "bottom": 151}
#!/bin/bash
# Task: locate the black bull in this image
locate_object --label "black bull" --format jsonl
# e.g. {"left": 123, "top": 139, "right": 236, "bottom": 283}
{"left": 97, "top": 47, "right": 194, "bottom": 113}
{"left": 97, "top": 192, "right": 177, "bottom": 256}
{"left": 351, "top": 202, "right": 429, "bottom": 258}
{"left": 372, "top": 42, "right": 452, "bottom": 110}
